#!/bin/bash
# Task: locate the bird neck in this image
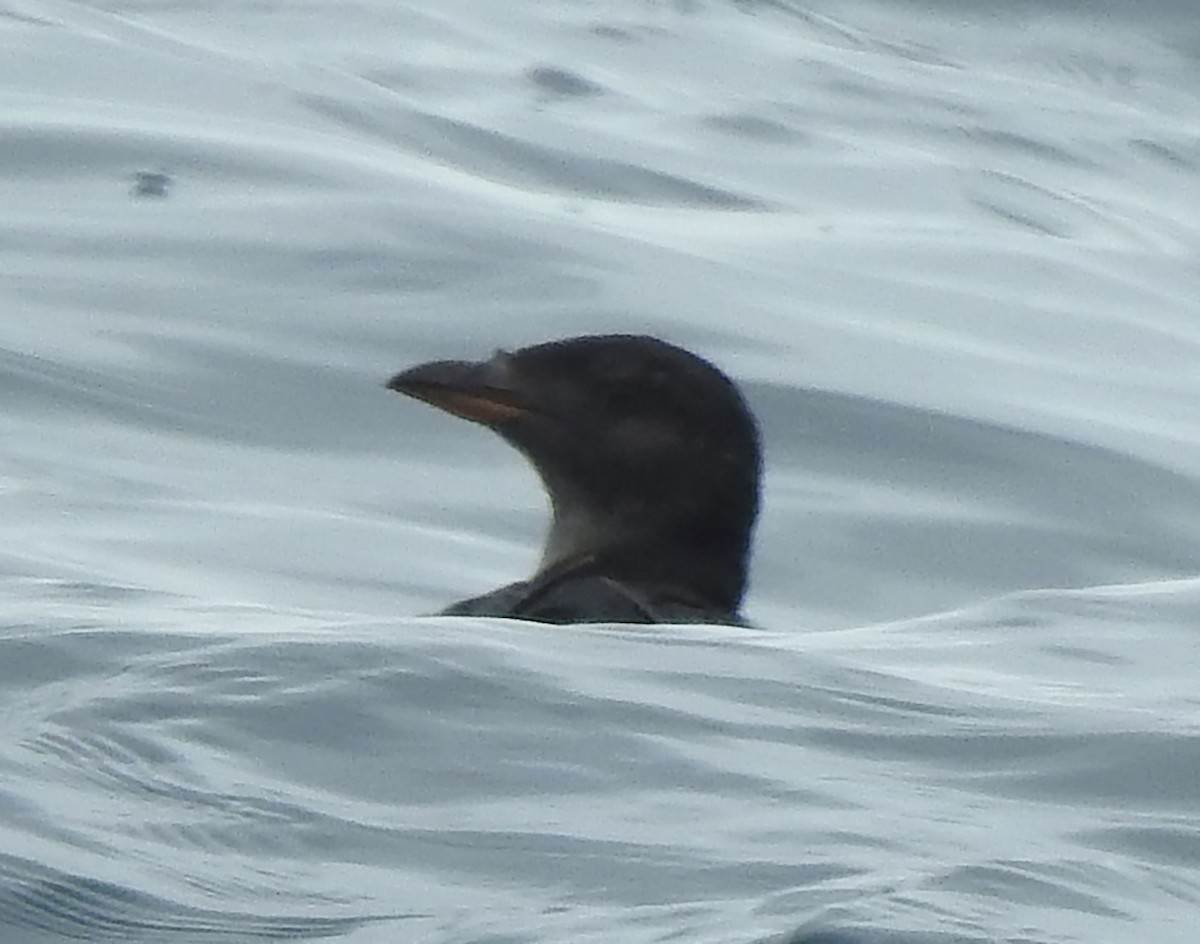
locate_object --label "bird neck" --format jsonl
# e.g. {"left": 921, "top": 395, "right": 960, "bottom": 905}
{"left": 537, "top": 498, "right": 747, "bottom": 614}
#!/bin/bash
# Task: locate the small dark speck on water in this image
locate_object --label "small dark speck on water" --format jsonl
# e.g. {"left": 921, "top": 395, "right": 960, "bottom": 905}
{"left": 527, "top": 66, "right": 604, "bottom": 98}
{"left": 132, "top": 171, "right": 173, "bottom": 198}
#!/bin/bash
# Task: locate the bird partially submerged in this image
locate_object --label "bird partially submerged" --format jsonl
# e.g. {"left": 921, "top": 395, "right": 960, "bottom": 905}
{"left": 386, "top": 335, "right": 760, "bottom": 625}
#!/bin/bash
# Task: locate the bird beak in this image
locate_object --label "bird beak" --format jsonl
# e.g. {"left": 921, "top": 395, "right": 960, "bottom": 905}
{"left": 385, "top": 356, "right": 531, "bottom": 427}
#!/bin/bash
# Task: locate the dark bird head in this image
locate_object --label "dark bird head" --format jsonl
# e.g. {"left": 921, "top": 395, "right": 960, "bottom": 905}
{"left": 386, "top": 335, "right": 761, "bottom": 615}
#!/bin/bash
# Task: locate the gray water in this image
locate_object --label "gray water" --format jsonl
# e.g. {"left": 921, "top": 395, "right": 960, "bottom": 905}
{"left": 3, "top": 1, "right": 1200, "bottom": 942}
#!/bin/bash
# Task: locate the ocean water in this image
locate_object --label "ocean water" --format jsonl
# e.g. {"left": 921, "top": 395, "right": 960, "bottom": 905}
{"left": 3, "top": 1, "right": 1200, "bottom": 941}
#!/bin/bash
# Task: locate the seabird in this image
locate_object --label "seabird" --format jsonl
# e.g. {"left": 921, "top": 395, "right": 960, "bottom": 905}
{"left": 387, "top": 334, "right": 760, "bottom": 625}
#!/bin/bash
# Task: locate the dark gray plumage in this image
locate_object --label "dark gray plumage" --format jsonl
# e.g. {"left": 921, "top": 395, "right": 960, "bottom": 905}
{"left": 386, "top": 335, "right": 760, "bottom": 625}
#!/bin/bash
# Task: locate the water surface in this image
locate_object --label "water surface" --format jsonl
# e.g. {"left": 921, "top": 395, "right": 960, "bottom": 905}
{"left": 3, "top": 1, "right": 1200, "bottom": 942}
